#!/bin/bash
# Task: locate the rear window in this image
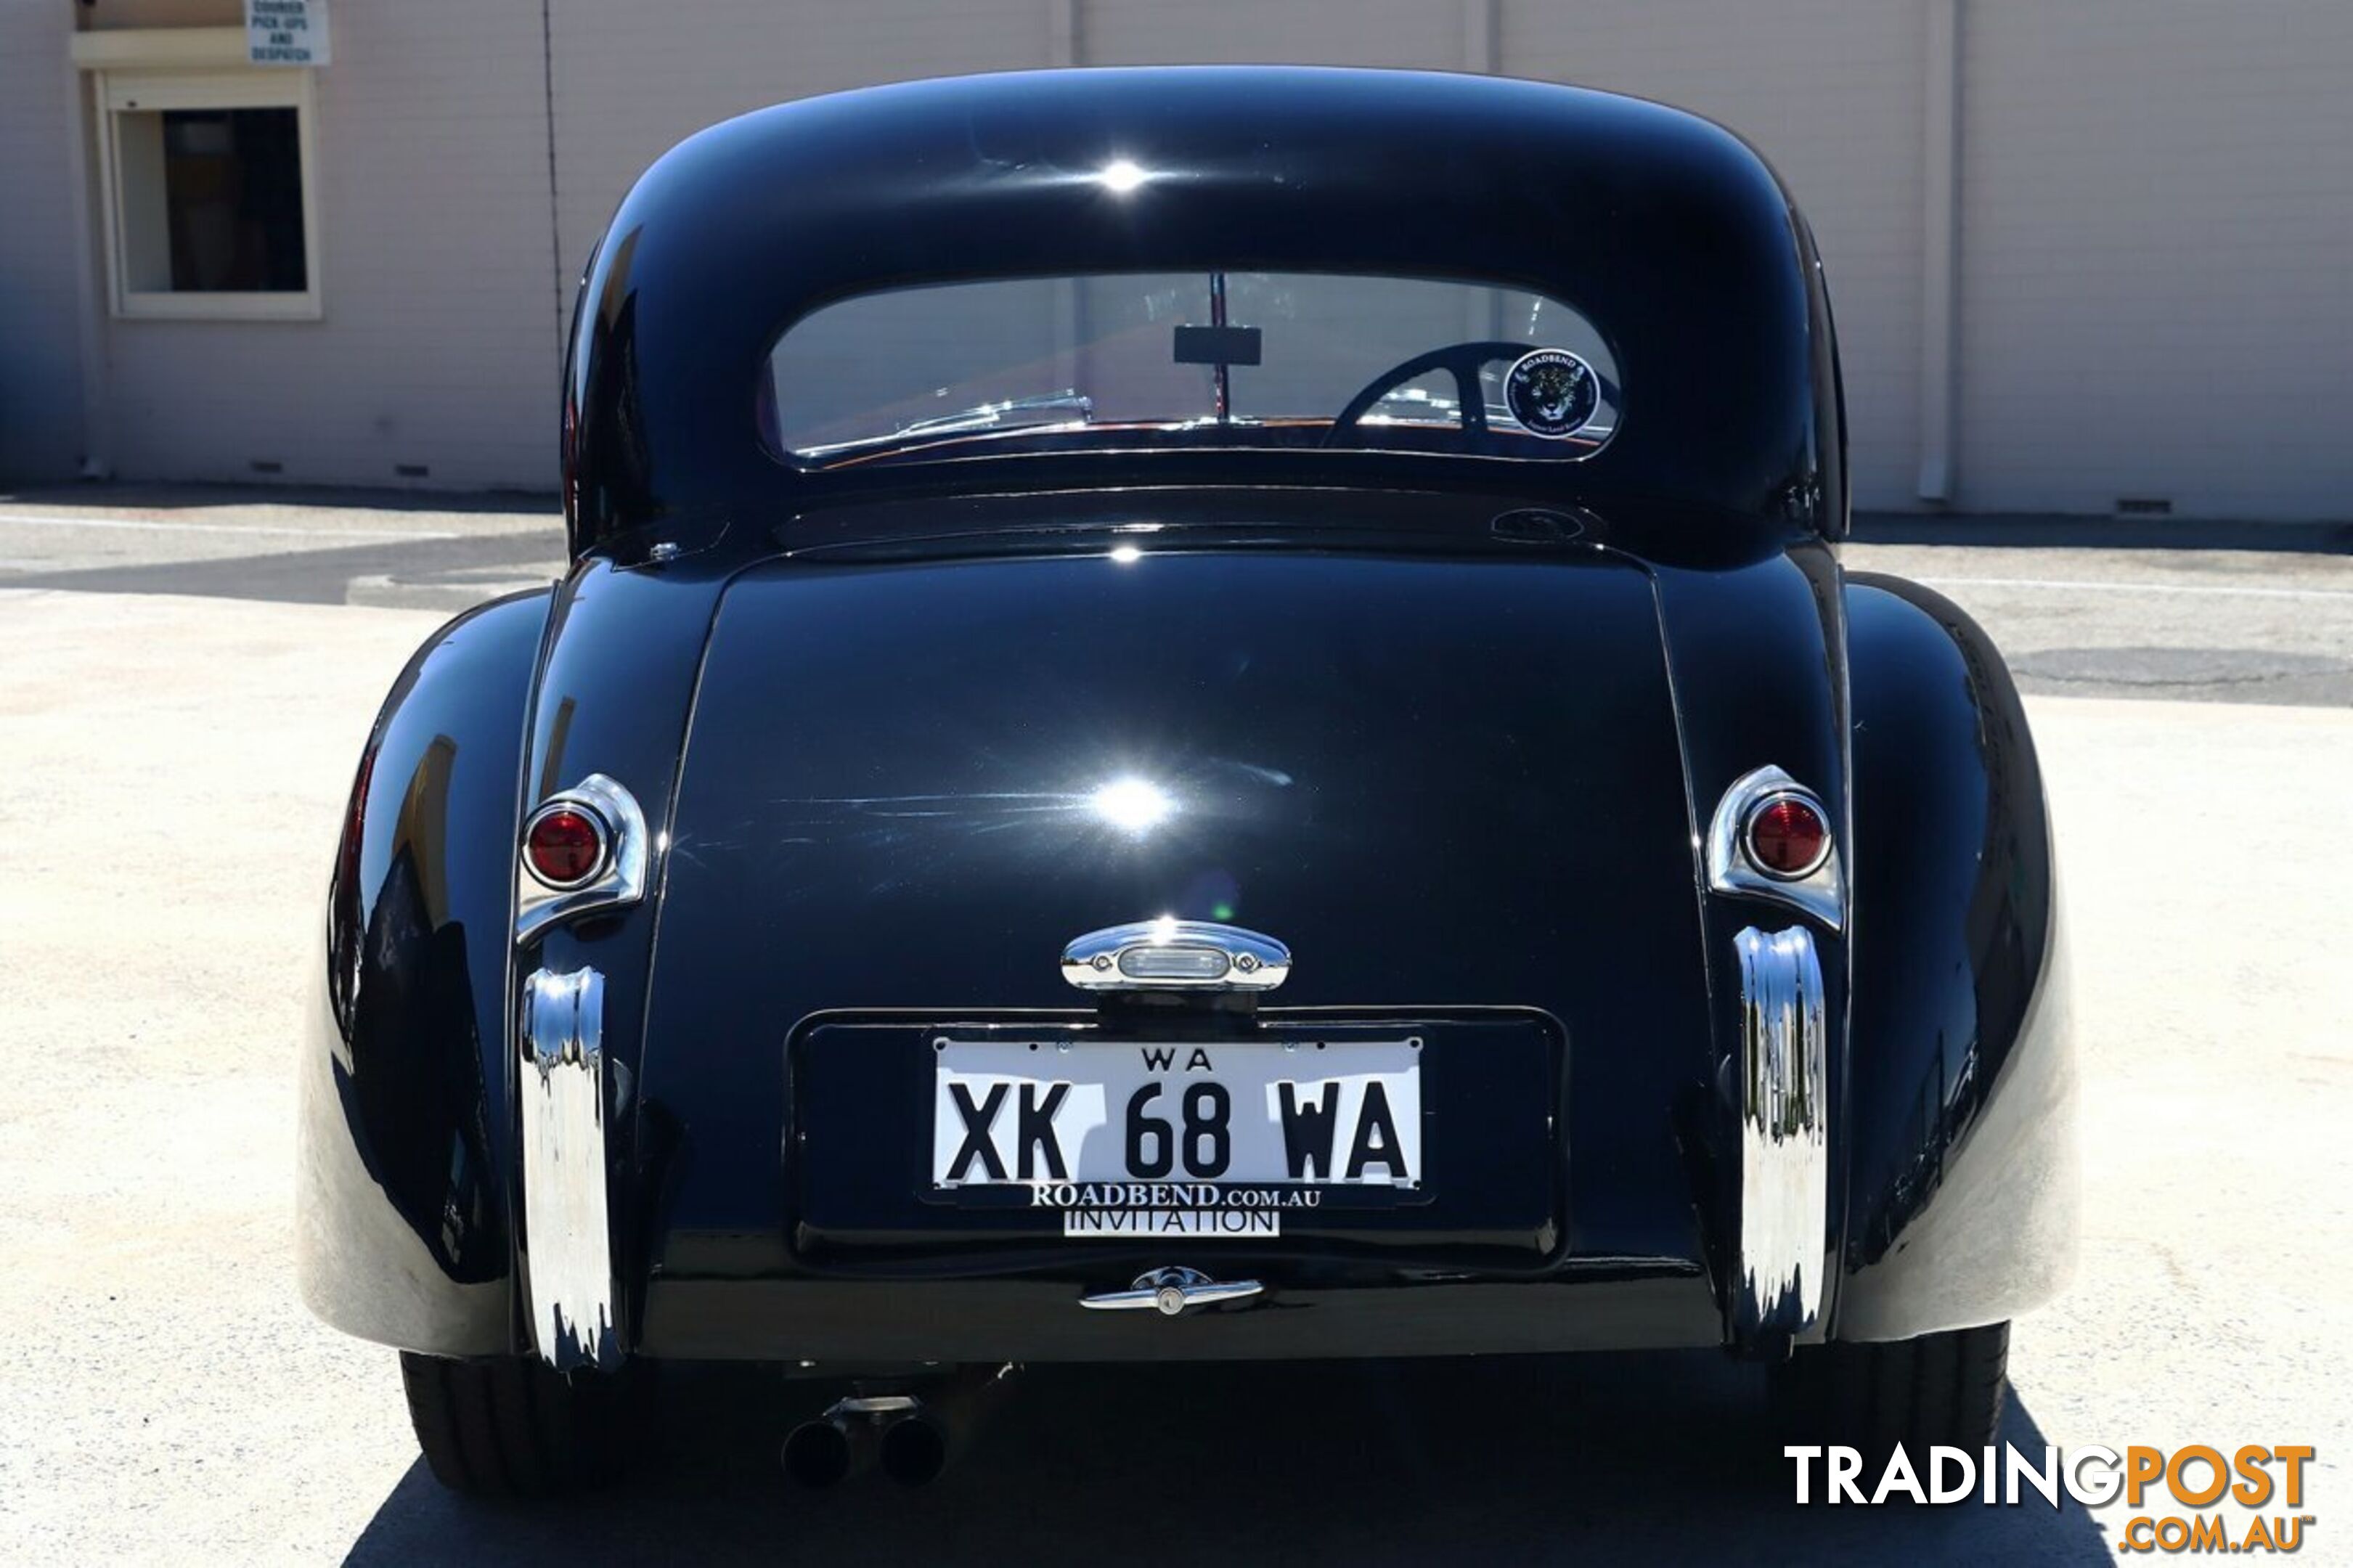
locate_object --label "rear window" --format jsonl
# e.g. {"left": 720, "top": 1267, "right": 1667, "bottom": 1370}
{"left": 760, "top": 271, "right": 1620, "bottom": 467}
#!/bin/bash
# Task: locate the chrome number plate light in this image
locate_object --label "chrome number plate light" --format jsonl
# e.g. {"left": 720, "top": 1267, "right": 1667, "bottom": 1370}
{"left": 1060, "top": 919, "right": 1290, "bottom": 993}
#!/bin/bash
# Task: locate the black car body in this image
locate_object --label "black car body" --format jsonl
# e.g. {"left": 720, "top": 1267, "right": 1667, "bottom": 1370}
{"left": 297, "top": 66, "right": 2075, "bottom": 1492}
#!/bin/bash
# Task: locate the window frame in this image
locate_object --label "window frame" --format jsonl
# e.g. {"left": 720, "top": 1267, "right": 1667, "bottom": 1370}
{"left": 86, "top": 52, "right": 322, "bottom": 322}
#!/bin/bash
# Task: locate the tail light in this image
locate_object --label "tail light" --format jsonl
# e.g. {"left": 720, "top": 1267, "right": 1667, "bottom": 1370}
{"left": 515, "top": 774, "right": 649, "bottom": 945}
{"left": 1705, "top": 765, "right": 1845, "bottom": 930}
{"left": 524, "top": 802, "right": 611, "bottom": 889}
{"left": 1742, "top": 793, "right": 1831, "bottom": 880}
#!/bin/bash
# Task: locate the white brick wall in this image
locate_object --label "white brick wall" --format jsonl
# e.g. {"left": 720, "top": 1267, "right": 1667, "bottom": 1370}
{"left": 4, "top": 0, "right": 2346, "bottom": 518}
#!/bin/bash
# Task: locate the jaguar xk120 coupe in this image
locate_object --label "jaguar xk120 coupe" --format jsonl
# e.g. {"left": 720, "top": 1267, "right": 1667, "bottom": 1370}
{"left": 298, "top": 65, "right": 2075, "bottom": 1495}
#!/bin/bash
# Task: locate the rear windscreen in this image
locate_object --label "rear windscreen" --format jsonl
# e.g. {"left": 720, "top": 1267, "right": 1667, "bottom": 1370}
{"left": 761, "top": 271, "right": 1620, "bottom": 467}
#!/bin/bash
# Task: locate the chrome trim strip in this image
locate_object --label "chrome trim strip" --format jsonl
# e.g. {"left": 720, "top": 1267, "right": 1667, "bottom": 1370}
{"left": 1060, "top": 919, "right": 1290, "bottom": 993}
{"left": 1733, "top": 926, "right": 1829, "bottom": 1345}
{"left": 515, "top": 773, "right": 648, "bottom": 945}
{"left": 518, "top": 966, "right": 619, "bottom": 1371}
{"left": 1080, "top": 1266, "right": 1265, "bottom": 1315}
{"left": 1706, "top": 764, "right": 1845, "bottom": 931}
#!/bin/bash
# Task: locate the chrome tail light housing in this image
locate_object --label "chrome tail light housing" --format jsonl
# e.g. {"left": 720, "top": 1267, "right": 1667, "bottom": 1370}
{"left": 1706, "top": 764, "right": 1844, "bottom": 930}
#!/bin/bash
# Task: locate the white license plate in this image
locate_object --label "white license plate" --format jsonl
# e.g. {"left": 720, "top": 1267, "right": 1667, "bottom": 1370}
{"left": 930, "top": 1036, "right": 1423, "bottom": 1193}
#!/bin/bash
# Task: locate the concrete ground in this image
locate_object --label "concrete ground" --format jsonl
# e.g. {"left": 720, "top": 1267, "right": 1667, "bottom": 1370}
{"left": 7, "top": 482, "right": 2353, "bottom": 704}
{"left": 1, "top": 489, "right": 2349, "bottom": 1563}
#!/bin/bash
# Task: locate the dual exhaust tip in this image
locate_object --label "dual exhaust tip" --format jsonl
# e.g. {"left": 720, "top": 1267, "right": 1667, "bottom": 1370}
{"left": 781, "top": 1407, "right": 951, "bottom": 1488}
{"left": 780, "top": 1363, "right": 1015, "bottom": 1490}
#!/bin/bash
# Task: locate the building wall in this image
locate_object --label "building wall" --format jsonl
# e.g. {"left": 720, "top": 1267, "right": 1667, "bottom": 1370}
{"left": 87, "top": 2, "right": 558, "bottom": 490}
{"left": 1502, "top": 1, "right": 1931, "bottom": 518}
{"left": 545, "top": 0, "right": 1052, "bottom": 293}
{"left": 0, "top": 5, "right": 91, "bottom": 481}
{"left": 78, "top": 0, "right": 244, "bottom": 30}
{"left": 1083, "top": 0, "right": 1470, "bottom": 68}
{"left": 1957, "top": 1, "right": 2353, "bottom": 518}
{"left": 6, "top": 0, "right": 2349, "bottom": 518}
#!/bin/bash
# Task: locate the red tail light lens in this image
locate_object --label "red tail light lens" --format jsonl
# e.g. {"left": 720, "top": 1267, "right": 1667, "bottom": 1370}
{"left": 1744, "top": 795, "right": 1830, "bottom": 880}
{"left": 525, "top": 805, "right": 608, "bottom": 888}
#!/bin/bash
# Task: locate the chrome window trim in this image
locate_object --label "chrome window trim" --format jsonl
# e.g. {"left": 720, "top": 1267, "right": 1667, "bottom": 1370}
{"left": 518, "top": 966, "right": 620, "bottom": 1372}
{"left": 1732, "top": 925, "right": 1829, "bottom": 1347}
{"left": 1060, "top": 918, "right": 1291, "bottom": 993}
{"left": 515, "top": 773, "right": 648, "bottom": 945}
{"left": 1705, "top": 764, "right": 1845, "bottom": 931}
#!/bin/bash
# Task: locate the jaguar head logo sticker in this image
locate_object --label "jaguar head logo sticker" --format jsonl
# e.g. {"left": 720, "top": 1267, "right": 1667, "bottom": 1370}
{"left": 1504, "top": 348, "right": 1601, "bottom": 439}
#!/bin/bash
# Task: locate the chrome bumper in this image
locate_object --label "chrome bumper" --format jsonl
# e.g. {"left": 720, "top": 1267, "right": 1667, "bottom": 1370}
{"left": 519, "top": 967, "right": 619, "bottom": 1371}
{"left": 1733, "top": 925, "right": 1828, "bottom": 1349}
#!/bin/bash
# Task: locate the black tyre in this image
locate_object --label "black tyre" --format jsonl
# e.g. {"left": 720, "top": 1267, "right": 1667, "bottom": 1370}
{"left": 399, "top": 1352, "right": 646, "bottom": 1496}
{"left": 1771, "top": 1320, "right": 2010, "bottom": 1459}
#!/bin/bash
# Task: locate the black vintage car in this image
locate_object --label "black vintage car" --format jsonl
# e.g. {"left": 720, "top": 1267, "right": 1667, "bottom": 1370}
{"left": 298, "top": 66, "right": 2075, "bottom": 1494}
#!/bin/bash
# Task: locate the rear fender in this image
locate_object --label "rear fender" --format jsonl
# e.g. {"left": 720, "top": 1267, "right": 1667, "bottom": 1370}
{"left": 510, "top": 560, "right": 738, "bottom": 1360}
{"left": 295, "top": 589, "right": 552, "bottom": 1355}
{"left": 1652, "top": 540, "right": 1851, "bottom": 1351}
{"left": 1833, "top": 573, "right": 2078, "bottom": 1340}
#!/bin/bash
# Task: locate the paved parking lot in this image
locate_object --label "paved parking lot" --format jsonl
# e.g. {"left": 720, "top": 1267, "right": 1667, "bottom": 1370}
{"left": 7, "top": 483, "right": 2353, "bottom": 703}
{"left": 2, "top": 490, "right": 2349, "bottom": 1563}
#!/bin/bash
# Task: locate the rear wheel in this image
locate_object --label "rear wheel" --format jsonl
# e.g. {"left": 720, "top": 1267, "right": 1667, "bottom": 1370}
{"left": 399, "top": 1352, "right": 646, "bottom": 1496}
{"left": 1771, "top": 1321, "right": 2010, "bottom": 1460}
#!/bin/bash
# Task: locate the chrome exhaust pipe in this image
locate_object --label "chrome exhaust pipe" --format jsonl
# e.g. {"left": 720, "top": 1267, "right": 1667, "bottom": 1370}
{"left": 877, "top": 1412, "right": 949, "bottom": 1487}
{"left": 780, "top": 1416, "right": 852, "bottom": 1488}
{"left": 877, "top": 1363, "right": 1019, "bottom": 1487}
{"left": 781, "top": 1411, "right": 876, "bottom": 1489}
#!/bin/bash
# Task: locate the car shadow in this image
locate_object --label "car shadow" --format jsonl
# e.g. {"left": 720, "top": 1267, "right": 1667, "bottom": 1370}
{"left": 2, "top": 479, "right": 559, "bottom": 518}
{"left": 0, "top": 534, "right": 564, "bottom": 606}
{"left": 341, "top": 1352, "right": 2113, "bottom": 1564}
{"left": 1848, "top": 510, "right": 2353, "bottom": 554}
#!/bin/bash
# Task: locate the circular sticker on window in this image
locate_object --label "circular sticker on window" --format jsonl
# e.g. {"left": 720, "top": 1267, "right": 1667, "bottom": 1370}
{"left": 1504, "top": 349, "right": 1601, "bottom": 439}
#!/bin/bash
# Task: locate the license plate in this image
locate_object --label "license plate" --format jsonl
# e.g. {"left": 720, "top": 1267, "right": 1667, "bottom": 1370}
{"left": 929, "top": 1036, "right": 1423, "bottom": 1231}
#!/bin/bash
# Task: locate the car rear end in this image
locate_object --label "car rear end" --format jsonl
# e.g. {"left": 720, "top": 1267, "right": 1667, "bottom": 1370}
{"left": 507, "top": 506, "right": 1839, "bottom": 1371}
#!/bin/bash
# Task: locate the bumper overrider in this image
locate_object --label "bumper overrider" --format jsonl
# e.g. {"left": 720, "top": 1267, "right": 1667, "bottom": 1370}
{"left": 1732, "top": 925, "right": 1829, "bottom": 1349}
{"left": 518, "top": 966, "right": 619, "bottom": 1372}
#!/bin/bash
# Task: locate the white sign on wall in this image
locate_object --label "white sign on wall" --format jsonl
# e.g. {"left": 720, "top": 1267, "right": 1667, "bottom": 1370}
{"left": 246, "top": 0, "right": 330, "bottom": 66}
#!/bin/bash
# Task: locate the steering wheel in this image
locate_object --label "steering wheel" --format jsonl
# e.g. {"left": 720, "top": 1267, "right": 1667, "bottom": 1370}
{"left": 1323, "top": 340, "right": 1538, "bottom": 446}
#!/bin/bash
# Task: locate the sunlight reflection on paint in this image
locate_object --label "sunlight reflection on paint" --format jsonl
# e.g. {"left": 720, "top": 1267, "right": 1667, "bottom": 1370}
{"left": 1109, "top": 544, "right": 1143, "bottom": 564}
{"left": 1090, "top": 777, "right": 1174, "bottom": 834}
{"left": 1097, "top": 158, "right": 1150, "bottom": 195}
